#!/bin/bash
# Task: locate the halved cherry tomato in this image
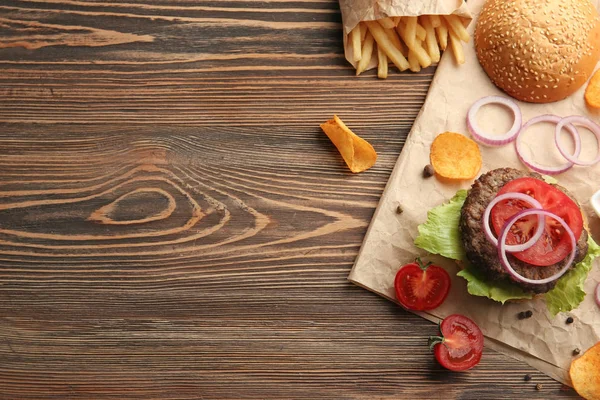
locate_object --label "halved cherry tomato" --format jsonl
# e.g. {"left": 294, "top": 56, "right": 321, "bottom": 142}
{"left": 490, "top": 177, "right": 583, "bottom": 266}
{"left": 429, "top": 314, "right": 483, "bottom": 371}
{"left": 394, "top": 258, "right": 451, "bottom": 311}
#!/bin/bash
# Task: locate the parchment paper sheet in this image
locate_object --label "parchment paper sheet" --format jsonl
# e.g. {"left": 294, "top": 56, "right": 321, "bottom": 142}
{"left": 349, "top": 0, "right": 600, "bottom": 386}
{"left": 340, "top": 0, "right": 471, "bottom": 70}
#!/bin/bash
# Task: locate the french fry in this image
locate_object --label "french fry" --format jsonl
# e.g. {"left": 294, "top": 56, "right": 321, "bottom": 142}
{"left": 436, "top": 19, "right": 449, "bottom": 51}
{"left": 377, "top": 45, "right": 388, "bottom": 79}
{"left": 421, "top": 16, "right": 440, "bottom": 63}
{"left": 408, "top": 50, "right": 421, "bottom": 72}
{"left": 403, "top": 16, "right": 417, "bottom": 48}
{"left": 365, "top": 20, "right": 409, "bottom": 71}
{"left": 429, "top": 14, "right": 442, "bottom": 28}
{"left": 448, "top": 28, "right": 465, "bottom": 64}
{"left": 418, "top": 41, "right": 431, "bottom": 68}
{"left": 378, "top": 17, "right": 396, "bottom": 29}
{"left": 443, "top": 14, "right": 470, "bottom": 43}
{"left": 350, "top": 24, "right": 362, "bottom": 62}
{"left": 415, "top": 22, "right": 426, "bottom": 41}
{"left": 360, "top": 22, "right": 368, "bottom": 41}
{"left": 396, "top": 23, "right": 432, "bottom": 68}
{"left": 383, "top": 27, "right": 406, "bottom": 58}
{"left": 356, "top": 30, "right": 375, "bottom": 75}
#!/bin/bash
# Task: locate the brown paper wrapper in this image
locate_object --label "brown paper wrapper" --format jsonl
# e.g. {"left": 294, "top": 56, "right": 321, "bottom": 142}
{"left": 340, "top": 0, "right": 472, "bottom": 69}
{"left": 349, "top": 0, "right": 600, "bottom": 387}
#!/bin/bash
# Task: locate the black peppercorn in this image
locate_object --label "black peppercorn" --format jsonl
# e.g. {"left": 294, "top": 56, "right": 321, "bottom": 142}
{"left": 423, "top": 164, "right": 435, "bottom": 178}
{"left": 396, "top": 205, "right": 404, "bottom": 214}
{"left": 518, "top": 310, "right": 533, "bottom": 320}
{"left": 573, "top": 348, "right": 581, "bottom": 356}
{"left": 524, "top": 374, "right": 532, "bottom": 381}
{"left": 566, "top": 316, "right": 574, "bottom": 324}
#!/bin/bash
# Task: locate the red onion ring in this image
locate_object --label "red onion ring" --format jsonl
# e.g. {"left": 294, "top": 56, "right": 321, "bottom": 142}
{"left": 498, "top": 209, "right": 576, "bottom": 285}
{"left": 516, "top": 115, "right": 581, "bottom": 175}
{"left": 595, "top": 283, "right": 600, "bottom": 309}
{"left": 555, "top": 116, "right": 600, "bottom": 166}
{"left": 467, "top": 96, "right": 522, "bottom": 146}
{"left": 592, "top": 190, "right": 600, "bottom": 219}
{"left": 482, "top": 193, "right": 544, "bottom": 252}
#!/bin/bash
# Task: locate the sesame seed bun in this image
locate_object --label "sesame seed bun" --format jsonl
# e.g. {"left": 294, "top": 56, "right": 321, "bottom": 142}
{"left": 475, "top": 0, "right": 600, "bottom": 103}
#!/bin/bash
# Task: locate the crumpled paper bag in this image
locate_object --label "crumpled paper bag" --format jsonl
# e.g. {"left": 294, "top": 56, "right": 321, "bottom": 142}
{"left": 339, "top": 0, "right": 472, "bottom": 69}
{"left": 349, "top": 0, "right": 600, "bottom": 386}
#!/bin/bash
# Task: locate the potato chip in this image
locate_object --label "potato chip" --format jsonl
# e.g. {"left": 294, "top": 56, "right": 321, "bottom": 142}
{"left": 585, "top": 69, "right": 600, "bottom": 109}
{"left": 320, "top": 115, "right": 377, "bottom": 173}
{"left": 570, "top": 342, "right": 600, "bottom": 400}
{"left": 430, "top": 132, "right": 481, "bottom": 180}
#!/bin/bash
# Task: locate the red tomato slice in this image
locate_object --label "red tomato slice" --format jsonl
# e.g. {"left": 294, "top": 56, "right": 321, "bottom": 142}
{"left": 429, "top": 314, "right": 483, "bottom": 372}
{"left": 490, "top": 177, "right": 583, "bottom": 266}
{"left": 394, "top": 259, "right": 451, "bottom": 311}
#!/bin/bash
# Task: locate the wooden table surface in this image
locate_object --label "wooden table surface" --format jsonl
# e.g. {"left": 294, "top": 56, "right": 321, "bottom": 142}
{"left": 0, "top": 1, "right": 582, "bottom": 399}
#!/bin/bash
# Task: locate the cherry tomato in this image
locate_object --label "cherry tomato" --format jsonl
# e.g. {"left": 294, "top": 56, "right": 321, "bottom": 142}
{"left": 429, "top": 314, "right": 483, "bottom": 371}
{"left": 394, "top": 258, "right": 451, "bottom": 311}
{"left": 490, "top": 177, "right": 583, "bottom": 266}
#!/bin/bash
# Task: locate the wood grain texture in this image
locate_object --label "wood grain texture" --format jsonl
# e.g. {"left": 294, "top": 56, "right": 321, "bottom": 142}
{"left": 0, "top": 1, "right": 581, "bottom": 399}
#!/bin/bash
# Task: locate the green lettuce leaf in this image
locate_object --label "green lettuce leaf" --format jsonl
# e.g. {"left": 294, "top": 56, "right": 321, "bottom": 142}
{"left": 545, "top": 236, "right": 600, "bottom": 315}
{"left": 414, "top": 190, "right": 600, "bottom": 314}
{"left": 414, "top": 190, "right": 467, "bottom": 261}
{"left": 457, "top": 267, "right": 533, "bottom": 304}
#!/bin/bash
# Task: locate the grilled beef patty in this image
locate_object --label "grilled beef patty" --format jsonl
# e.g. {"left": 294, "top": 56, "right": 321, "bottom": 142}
{"left": 460, "top": 168, "right": 588, "bottom": 294}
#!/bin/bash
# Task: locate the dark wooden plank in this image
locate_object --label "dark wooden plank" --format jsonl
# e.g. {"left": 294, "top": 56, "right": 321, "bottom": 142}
{"left": 0, "top": 1, "right": 582, "bottom": 399}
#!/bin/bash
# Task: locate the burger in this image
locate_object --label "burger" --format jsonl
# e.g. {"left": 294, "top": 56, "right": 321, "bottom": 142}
{"left": 461, "top": 168, "right": 588, "bottom": 294}
{"left": 475, "top": 0, "right": 600, "bottom": 103}
{"left": 415, "top": 168, "right": 600, "bottom": 314}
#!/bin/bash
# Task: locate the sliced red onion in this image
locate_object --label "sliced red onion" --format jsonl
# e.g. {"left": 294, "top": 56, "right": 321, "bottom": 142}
{"left": 592, "top": 190, "right": 600, "bottom": 219}
{"left": 498, "top": 209, "right": 576, "bottom": 285}
{"left": 516, "top": 115, "right": 581, "bottom": 175}
{"left": 482, "top": 193, "right": 544, "bottom": 252}
{"left": 555, "top": 116, "right": 600, "bottom": 166}
{"left": 467, "top": 96, "right": 522, "bottom": 146}
{"left": 595, "top": 283, "right": 600, "bottom": 309}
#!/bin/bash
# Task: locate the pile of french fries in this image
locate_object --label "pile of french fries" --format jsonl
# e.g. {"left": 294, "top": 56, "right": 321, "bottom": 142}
{"left": 349, "top": 15, "right": 471, "bottom": 78}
